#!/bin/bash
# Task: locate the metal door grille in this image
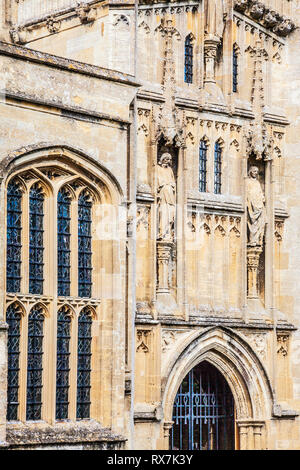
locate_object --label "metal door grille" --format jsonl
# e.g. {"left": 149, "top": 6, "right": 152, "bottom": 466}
{"left": 170, "top": 361, "right": 235, "bottom": 450}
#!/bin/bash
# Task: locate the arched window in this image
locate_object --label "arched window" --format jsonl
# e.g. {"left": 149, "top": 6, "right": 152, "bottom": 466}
{"left": 78, "top": 191, "right": 92, "bottom": 298}
{"left": 6, "top": 180, "right": 22, "bottom": 293}
{"left": 57, "top": 188, "right": 71, "bottom": 297}
{"left": 6, "top": 303, "right": 22, "bottom": 421}
{"left": 233, "top": 46, "right": 238, "bottom": 93}
{"left": 199, "top": 140, "right": 208, "bottom": 192}
{"left": 214, "top": 142, "right": 222, "bottom": 194}
{"left": 56, "top": 306, "right": 71, "bottom": 420}
{"left": 5, "top": 158, "right": 103, "bottom": 424}
{"left": 26, "top": 305, "right": 44, "bottom": 421}
{"left": 184, "top": 35, "right": 193, "bottom": 84}
{"left": 77, "top": 308, "right": 92, "bottom": 419}
{"left": 29, "top": 183, "right": 44, "bottom": 295}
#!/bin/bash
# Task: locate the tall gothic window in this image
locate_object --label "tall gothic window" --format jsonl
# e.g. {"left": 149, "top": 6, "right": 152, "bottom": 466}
{"left": 184, "top": 35, "right": 193, "bottom": 84}
{"left": 233, "top": 46, "right": 238, "bottom": 93}
{"left": 6, "top": 180, "right": 22, "bottom": 293}
{"left": 77, "top": 308, "right": 92, "bottom": 419}
{"left": 29, "top": 184, "right": 44, "bottom": 295}
{"left": 78, "top": 191, "right": 93, "bottom": 298}
{"left": 26, "top": 305, "right": 44, "bottom": 421}
{"left": 57, "top": 188, "right": 71, "bottom": 297}
{"left": 199, "top": 140, "right": 208, "bottom": 192}
{"left": 6, "top": 303, "right": 22, "bottom": 421}
{"left": 56, "top": 306, "right": 71, "bottom": 420}
{"left": 214, "top": 142, "right": 222, "bottom": 194}
{"left": 5, "top": 160, "right": 101, "bottom": 424}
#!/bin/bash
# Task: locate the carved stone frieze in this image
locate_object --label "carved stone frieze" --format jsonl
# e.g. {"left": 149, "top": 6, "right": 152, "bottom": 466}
{"left": 233, "top": 1, "right": 295, "bottom": 37}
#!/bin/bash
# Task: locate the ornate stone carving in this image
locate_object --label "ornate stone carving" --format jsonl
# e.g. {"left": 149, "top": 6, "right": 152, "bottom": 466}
{"left": 273, "top": 17, "right": 295, "bottom": 37}
{"left": 249, "top": 2, "right": 265, "bottom": 21}
{"left": 247, "top": 332, "right": 267, "bottom": 359}
{"left": 46, "top": 16, "right": 61, "bottom": 34}
{"left": 234, "top": 0, "right": 248, "bottom": 13}
{"left": 152, "top": 17, "right": 184, "bottom": 147}
{"left": 274, "top": 219, "right": 284, "bottom": 242}
{"left": 157, "top": 241, "right": 174, "bottom": 294}
{"left": 136, "top": 330, "right": 151, "bottom": 353}
{"left": 246, "top": 166, "right": 266, "bottom": 247}
{"left": 247, "top": 246, "right": 263, "bottom": 299}
{"left": 204, "top": 0, "right": 225, "bottom": 39}
{"left": 75, "top": 3, "right": 97, "bottom": 24}
{"left": 137, "top": 205, "right": 150, "bottom": 231}
{"left": 264, "top": 10, "right": 279, "bottom": 29}
{"left": 161, "top": 329, "right": 188, "bottom": 353}
{"left": 157, "top": 153, "right": 176, "bottom": 242}
{"left": 234, "top": 1, "right": 295, "bottom": 37}
{"left": 277, "top": 333, "right": 289, "bottom": 356}
{"left": 9, "top": 27, "right": 27, "bottom": 45}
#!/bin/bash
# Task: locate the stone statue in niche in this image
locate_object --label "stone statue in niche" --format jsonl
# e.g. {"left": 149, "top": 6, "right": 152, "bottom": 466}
{"left": 246, "top": 166, "right": 266, "bottom": 247}
{"left": 157, "top": 153, "right": 176, "bottom": 241}
{"left": 204, "top": 0, "right": 225, "bottom": 39}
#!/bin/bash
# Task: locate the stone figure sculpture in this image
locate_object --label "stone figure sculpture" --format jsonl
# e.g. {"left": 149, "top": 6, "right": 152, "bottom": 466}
{"left": 204, "top": 0, "right": 225, "bottom": 39}
{"left": 246, "top": 166, "right": 266, "bottom": 246}
{"left": 157, "top": 153, "right": 176, "bottom": 241}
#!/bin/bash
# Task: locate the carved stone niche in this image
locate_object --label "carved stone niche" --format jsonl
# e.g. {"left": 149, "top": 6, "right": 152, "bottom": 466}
{"left": 246, "top": 160, "right": 267, "bottom": 316}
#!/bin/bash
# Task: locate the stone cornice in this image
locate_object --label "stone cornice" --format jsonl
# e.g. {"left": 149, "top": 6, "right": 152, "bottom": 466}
{"left": 0, "top": 42, "right": 140, "bottom": 87}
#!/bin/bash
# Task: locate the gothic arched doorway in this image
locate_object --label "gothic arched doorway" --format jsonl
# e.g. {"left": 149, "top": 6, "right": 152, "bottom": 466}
{"left": 169, "top": 361, "right": 235, "bottom": 450}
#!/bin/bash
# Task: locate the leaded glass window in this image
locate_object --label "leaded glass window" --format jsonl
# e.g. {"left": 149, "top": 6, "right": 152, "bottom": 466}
{"left": 78, "top": 191, "right": 92, "bottom": 298}
{"left": 26, "top": 305, "right": 44, "bottom": 421}
{"left": 57, "top": 188, "right": 71, "bottom": 297}
{"left": 6, "top": 303, "right": 22, "bottom": 421}
{"left": 184, "top": 35, "right": 193, "bottom": 84}
{"left": 77, "top": 308, "right": 92, "bottom": 419}
{"left": 29, "top": 184, "right": 44, "bottom": 295}
{"left": 233, "top": 47, "right": 238, "bottom": 93}
{"left": 199, "top": 140, "right": 208, "bottom": 192}
{"left": 6, "top": 180, "right": 22, "bottom": 293}
{"left": 214, "top": 142, "right": 222, "bottom": 194}
{"left": 56, "top": 306, "right": 71, "bottom": 420}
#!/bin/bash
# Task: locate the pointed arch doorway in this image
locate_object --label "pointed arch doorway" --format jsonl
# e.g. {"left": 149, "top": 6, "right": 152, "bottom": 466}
{"left": 169, "top": 361, "right": 236, "bottom": 450}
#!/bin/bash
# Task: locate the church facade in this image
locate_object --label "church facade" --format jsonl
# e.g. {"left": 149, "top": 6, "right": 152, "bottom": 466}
{"left": 0, "top": 0, "right": 299, "bottom": 450}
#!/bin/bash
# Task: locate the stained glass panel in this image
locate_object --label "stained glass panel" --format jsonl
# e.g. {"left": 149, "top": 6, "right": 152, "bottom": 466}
{"left": 199, "top": 140, "right": 207, "bottom": 192}
{"left": 6, "top": 303, "right": 22, "bottom": 421}
{"left": 56, "top": 306, "right": 71, "bottom": 420}
{"left": 78, "top": 191, "right": 92, "bottom": 298}
{"left": 76, "top": 308, "right": 92, "bottom": 419}
{"left": 29, "top": 184, "right": 44, "bottom": 295}
{"left": 214, "top": 143, "right": 222, "bottom": 194}
{"left": 6, "top": 180, "right": 22, "bottom": 293}
{"left": 58, "top": 188, "right": 71, "bottom": 297}
{"left": 184, "top": 35, "right": 193, "bottom": 84}
{"left": 26, "top": 305, "right": 44, "bottom": 421}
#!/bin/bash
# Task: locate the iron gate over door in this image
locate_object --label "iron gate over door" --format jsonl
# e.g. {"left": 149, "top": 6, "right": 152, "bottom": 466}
{"left": 170, "top": 361, "right": 235, "bottom": 450}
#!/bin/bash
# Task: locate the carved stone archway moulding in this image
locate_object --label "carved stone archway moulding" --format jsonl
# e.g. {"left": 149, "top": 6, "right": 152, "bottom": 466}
{"left": 161, "top": 326, "right": 275, "bottom": 449}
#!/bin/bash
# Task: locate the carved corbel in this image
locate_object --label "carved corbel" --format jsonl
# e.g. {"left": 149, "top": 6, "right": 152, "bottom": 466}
{"left": 273, "top": 17, "right": 295, "bottom": 37}
{"left": 234, "top": 0, "right": 248, "bottom": 13}
{"left": 249, "top": 2, "right": 265, "bottom": 21}
{"left": 9, "top": 27, "right": 27, "bottom": 45}
{"left": 76, "top": 2, "right": 97, "bottom": 24}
